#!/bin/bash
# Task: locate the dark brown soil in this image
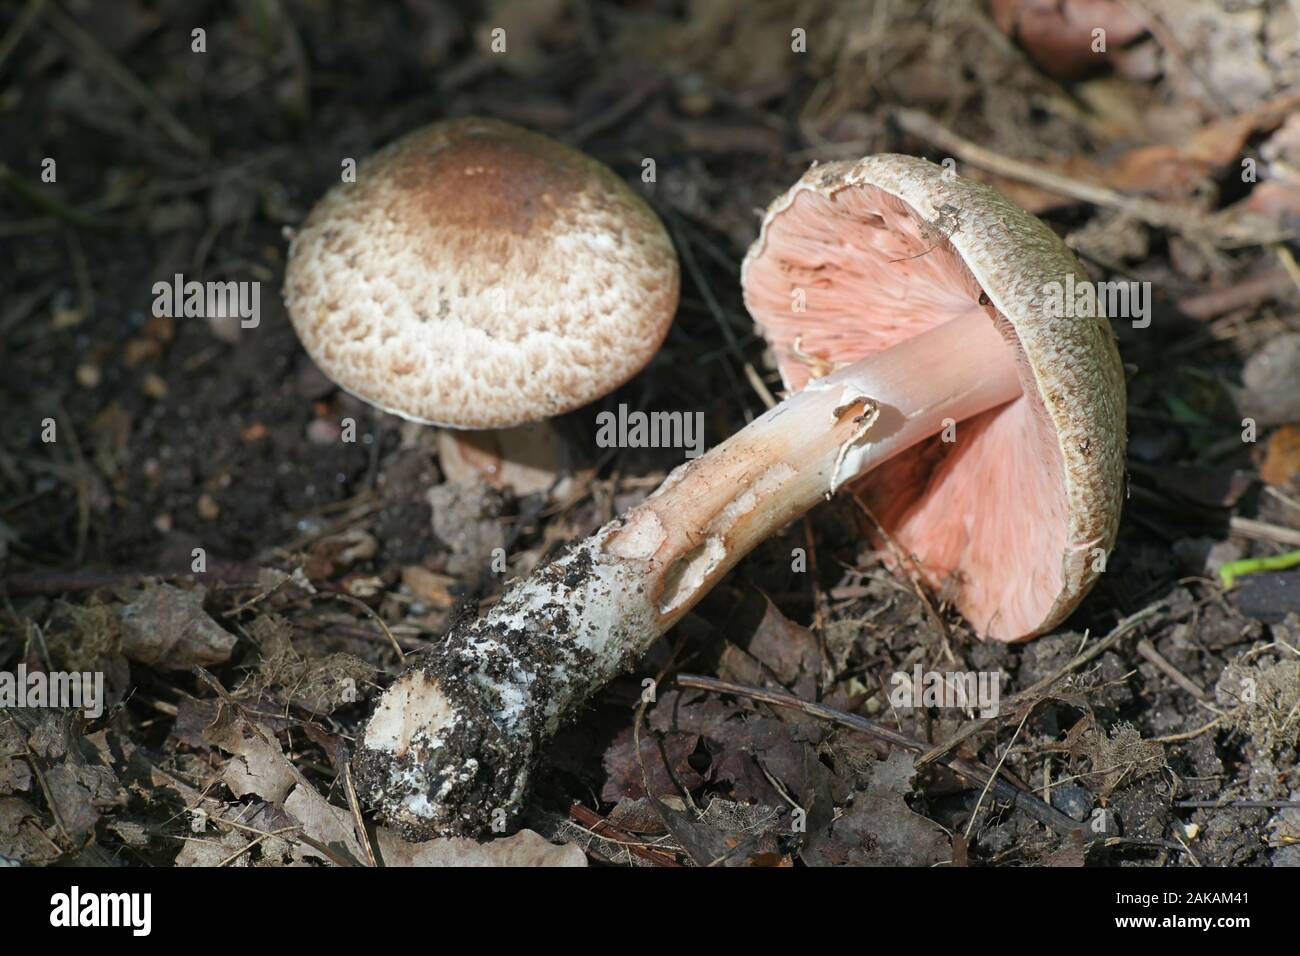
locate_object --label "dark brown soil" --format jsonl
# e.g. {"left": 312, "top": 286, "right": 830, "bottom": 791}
{"left": 2, "top": 0, "right": 1299, "bottom": 868}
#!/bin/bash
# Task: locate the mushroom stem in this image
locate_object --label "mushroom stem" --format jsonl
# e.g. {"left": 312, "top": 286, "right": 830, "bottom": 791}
{"left": 354, "top": 308, "right": 1022, "bottom": 837}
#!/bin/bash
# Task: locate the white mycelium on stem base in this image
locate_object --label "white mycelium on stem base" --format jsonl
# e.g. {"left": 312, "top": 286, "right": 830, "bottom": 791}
{"left": 354, "top": 312, "right": 1021, "bottom": 836}
{"left": 354, "top": 154, "right": 1126, "bottom": 838}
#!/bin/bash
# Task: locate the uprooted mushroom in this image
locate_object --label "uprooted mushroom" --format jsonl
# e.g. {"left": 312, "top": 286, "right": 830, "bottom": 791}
{"left": 345, "top": 153, "right": 1126, "bottom": 838}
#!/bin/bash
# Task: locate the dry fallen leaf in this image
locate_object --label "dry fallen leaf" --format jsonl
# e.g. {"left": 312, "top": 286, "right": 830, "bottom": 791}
{"left": 991, "top": 0, "right": 1147, "bottom": 81}
{"left": 1261, "top": 426, "right": 1300, "bottom": 487}
{"left": 43, "top": 763, "right": 126, "bottom": 841}
{"left": 0, "top": 797, "right": 61, "bottom": 865}
{"left": 801, "top": 753, "right": 950, "bottom": 867}
{"left": 1237, "top": 333, "right": 1300, "bottom": 429}
{"left": 375, "top": 826, "right": 586, "bottom": 867}
{"left": 648, "top": 687, "right": 835, "bottom": 807}
{"left": 203, "top": 707, "right": 366, "bottom": 865}
{"left": 427, "top": 479, "right": 508, "bottom": 578}
{"left": 720, "top": 593, "right": 823, "bottom": 699}
{"left": 601, "top": 727, "right": 704, "bottom": 802}
{"left": 118, "top": 584, "right": 236, "bottom": 670}
{"left": 206, "top": 710, "right": 297, "bottom": 804}
{"left": 981, "top": 90, "right": 1300, "bottom": 214}
{"left": 174, "top": 829, "right": 251, "bottom": 867}
{"left": 400, "top": 565, "right": 458, "bottom": 610}
{"left": 0, "top": 722, "right": 32, "bottom": 796}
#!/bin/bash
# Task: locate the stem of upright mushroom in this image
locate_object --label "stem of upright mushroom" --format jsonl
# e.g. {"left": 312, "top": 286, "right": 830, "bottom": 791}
{"left": 354, "top": 307, "right": 1023, "bottom": 838}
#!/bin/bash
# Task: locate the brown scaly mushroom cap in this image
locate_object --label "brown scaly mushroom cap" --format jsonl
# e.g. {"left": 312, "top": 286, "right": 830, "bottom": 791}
{"left": 742, "top": 155, "right": 1126, "bottom": 640}
{"left": 284, "top": 117, "right": 679, "bottom": 429}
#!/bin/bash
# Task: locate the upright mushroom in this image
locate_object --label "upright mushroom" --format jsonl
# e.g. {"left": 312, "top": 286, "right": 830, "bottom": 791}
{"left": 353, "top": 155, "right": 1126, "bottom": 838}
{"left": 283, "top": 117, "right": 679, "bottom": 429}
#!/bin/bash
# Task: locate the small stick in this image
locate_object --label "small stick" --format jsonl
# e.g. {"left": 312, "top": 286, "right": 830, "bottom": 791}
{"left": 1, "top": 562, "right": 262, "bottom": 595}
{"left": 1228, "top": 517, "right": 1300, "bottom": 548}
{"left": 914, "top": 603, "right": 1164, "bottom": 770}
{"left": 342, "top": 760, "right": 378, "bottom": 868}
{"left": 1177, "top": 269, "right": 1299, "bottom": 320}
{"left": 1265, "top": 486, "right": 1300, "bottom": 516}
{"left": 1176, "top": 799, "right": 1300, "bottom": 809}
{"left": 215, "top": 827, "right": 300, "bottom": 867}
{"left": 964, "top": 709, "right": 1032, "bottom": 840}
{"left": 567, "top": 804, "right": 682, "bottom": 867}
{"left": 326, "top": 592, "right": 405, "bottom": 665}
{"left": 42, "top": 4, "right": 205, "bottom": 155}
{"left": 673, "top": 674, "right": 1087, "bottom": 840}
{"left": 0, "top": 0, "right": 45, "bottom": 70}
{"left": 1136, "top": 638, "right": 1209, "bottom": 701}
{"left": 1151, "top": 716, "right": 1223, "bottom": 744}
{"left": 0, "top": 161, "right": 111, "bottom": 230}
{"left": 894, "top": 108, "right": 1292, "bottom": 247}
{"left": 569, "top": 78, "right": 664, "bottom": 145}
{"left": 1275, "top": 244, "right": 1300, "bottom": 295}
{"left": 7, "top": 713, "right": 72, "bottom": 847}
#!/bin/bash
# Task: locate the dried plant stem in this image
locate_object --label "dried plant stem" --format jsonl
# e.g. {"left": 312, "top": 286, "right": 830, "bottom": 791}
{"left": 894, "top": 107, "right": 1295, "bottom": 248}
